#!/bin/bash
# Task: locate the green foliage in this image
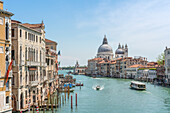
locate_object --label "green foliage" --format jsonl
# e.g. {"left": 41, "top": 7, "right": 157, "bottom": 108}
{"left": 156, "top": 53, "right": 165, "bottom": 65}
{"left": 138, "top": 68, "right": 156, "bottom": 70}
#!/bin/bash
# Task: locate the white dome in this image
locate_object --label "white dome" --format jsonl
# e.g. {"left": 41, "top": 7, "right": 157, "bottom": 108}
{"left": 98, "top": 44, "right": 113, "bottom": 53}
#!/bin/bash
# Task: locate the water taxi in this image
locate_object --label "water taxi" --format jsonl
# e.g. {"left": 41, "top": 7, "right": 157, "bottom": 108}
{"left": 96, "top": 85, "right": 100, "bottom": 90}
{"left": 130, "top": 81, "right": 146, "bottom": 90}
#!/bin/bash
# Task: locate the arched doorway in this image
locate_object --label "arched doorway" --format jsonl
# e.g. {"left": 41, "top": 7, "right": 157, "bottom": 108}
{"left": 20, "top": 93, "right": 23, "bottom": 109}
{"left": 12, "top": 94, "right": 17, "bottom": 111}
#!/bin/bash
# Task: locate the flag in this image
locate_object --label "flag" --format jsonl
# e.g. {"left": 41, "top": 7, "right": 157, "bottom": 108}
{"left": 5, "top": 59, "right": 13, "bottom": 84}
{"left": 58, "top": 51, "right": 61, "bottom": 56}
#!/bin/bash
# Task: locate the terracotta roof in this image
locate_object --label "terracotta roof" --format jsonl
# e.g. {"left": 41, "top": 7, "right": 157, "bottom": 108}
{"left": 116, "top": 58, "right": 122, "bottom": 61}
{"left": 98, "top": 60, "right": 105, "bottom": 64}
{"left": 110, "top": 61, "right": 116, "bottom": 64}
{"left": 45, "top": 39, "right": 57, "bottom": 44}
{"left": 12, "top": 20, "right": 21, "bottom": 24}
{"left": 129, "top": 64, "right": 145, "bottom": 68}
{"left": 22, "top": 23, "right": 44, "bottom": 28}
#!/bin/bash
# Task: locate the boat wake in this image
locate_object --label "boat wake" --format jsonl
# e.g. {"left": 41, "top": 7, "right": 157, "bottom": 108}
{"left": 92, "top": 85, "right": 104, "bottom": 90}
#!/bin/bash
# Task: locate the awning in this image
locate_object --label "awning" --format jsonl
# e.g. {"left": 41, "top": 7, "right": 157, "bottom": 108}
{"left": 29, "top": 67, "right": 37, "bottom": 71}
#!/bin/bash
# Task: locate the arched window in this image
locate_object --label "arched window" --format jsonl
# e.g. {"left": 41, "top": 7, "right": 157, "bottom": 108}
{"left": 6, "top": 96, "right": 9, "bottom": 104}
{"left": 40, "top": 51, "right": 41, "bottom": 62}
{"left": 20, "top": 29, "right": 22, "bottom": 37}
{"left": 20, "top": 46, "right": 22, "bottom": 64}
{"left": 6, "top": 22, "right": 9, "bottom": 40}
{"left": 25, "top": 47, "right": 27, "bottom": 61}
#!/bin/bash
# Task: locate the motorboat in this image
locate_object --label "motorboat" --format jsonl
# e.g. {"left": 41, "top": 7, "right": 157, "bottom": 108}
{"left": 96, "top": 85, "right": 100, "bottom": 90}
{"left": 130, "top": 81, "right": 146, "bottom": 90}
{"left": 76, "top": 83, "right": 83, "bottom": 86}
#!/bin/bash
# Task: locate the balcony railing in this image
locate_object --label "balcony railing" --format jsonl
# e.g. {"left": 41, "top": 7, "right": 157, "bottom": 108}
{"left": 44, "top": 76, "right": 47, "bottom": 81}
{"left": 26, "top": 61, "right": 40, "bottom": 66}
{"left": 40, "top": 62, "right": 47, "bottom": 67}
{"left": 29, "top": 81, "right": 39, "bottom": 87}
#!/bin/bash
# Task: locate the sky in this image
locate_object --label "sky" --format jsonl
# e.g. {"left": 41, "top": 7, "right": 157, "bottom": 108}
{"left": 4, "top": 0, "right": 170, "bottom": 66}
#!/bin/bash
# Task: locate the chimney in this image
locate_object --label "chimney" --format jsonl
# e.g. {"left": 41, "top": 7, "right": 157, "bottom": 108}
{"left": 0, "top": 1, "right": 3, "bottom": 10}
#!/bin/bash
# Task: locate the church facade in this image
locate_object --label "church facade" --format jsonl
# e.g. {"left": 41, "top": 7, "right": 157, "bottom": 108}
{"left": 86, "top": 35, "right": 148, "bottom": 78}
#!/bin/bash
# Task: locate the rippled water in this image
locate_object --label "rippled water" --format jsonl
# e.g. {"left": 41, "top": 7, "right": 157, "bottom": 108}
{"left": 27, "top": 70, "right": 170, "bottom": 113}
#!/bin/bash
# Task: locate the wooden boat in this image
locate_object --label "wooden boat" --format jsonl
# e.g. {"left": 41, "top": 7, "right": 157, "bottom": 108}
{"left": 59, "top": 89, "right": 74, "bottom": 93}
{"left": 76, "top": 83, "right": 83, "bottom": 86}
{"left": 130, "top": 81, "right": 146, "bottom": 90}
{"left": 96, "top": 85, "right": 100, "bottom": 90}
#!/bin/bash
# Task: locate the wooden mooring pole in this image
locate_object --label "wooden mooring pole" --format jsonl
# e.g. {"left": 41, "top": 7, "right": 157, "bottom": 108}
{"left": 71, "top": 95, "right": 73, "bottom": 109}
{"left": 33, "top": 103, "right": 35, "bottom": 113}
{"left": 62, "top": 95, "right": 64, "bottom": 105}
{"left": 76, "top": 93, "right": 77, "bottom": 107}
{"left": 68, "top": 86, "right": 70, "bottom": 99}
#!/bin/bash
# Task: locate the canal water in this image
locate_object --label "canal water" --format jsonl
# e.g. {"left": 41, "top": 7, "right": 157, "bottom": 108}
{"left": 29, "top": 70, "right": 170, "bottom": 113}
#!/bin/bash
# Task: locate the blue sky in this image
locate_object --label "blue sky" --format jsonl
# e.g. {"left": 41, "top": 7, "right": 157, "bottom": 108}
{"left": 4, "top": 0, "right": 170, "bottom": 66}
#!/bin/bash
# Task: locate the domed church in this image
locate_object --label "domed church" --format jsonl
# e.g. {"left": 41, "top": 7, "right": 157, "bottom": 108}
{"left": 115, "top": 43, "right": 128, "bottom": 58}
{"left": 97, "top": 35, "right": 113, "bottom": 60}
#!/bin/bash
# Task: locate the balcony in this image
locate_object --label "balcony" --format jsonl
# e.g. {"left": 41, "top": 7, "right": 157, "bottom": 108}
{"left": 26, "top": 61, "right": 40, "bottom": 66}
{"left": 29, "top": 81, "right": 39, "bottom": 87}
{"left": 40, "top": 62, "right": 47, "bottom": 67}
{"left": 44, "top": 76, "right": 47, "bottom": 81}
{"left": 20, "top": 60, "right": 25, "bottom": 66}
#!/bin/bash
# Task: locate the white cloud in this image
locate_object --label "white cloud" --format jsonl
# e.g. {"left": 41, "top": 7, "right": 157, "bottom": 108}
{"left": 76, "top": 0, "right": 170, "bottom": 62}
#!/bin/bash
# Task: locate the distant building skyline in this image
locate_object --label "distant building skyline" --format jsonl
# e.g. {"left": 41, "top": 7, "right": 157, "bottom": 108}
{"left": 4, "top": 0, "right": 170, "bottom": 66}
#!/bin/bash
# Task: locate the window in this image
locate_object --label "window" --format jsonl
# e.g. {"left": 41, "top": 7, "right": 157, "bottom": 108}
{"left": 168, "top": 59, "right": 170, "bottom": 66}
{"left": 25, "top": 48, "right": 27, "bottom": 61}
{"left": 6, "top": 96, "right": 9, "bottom": 104}
{"left": 25, "top": 32, "right": 27, "bottom": 39}
{"left": 6, "top": 22, "right": 9, "bottom": 40}
{"left": 36, "top": 50, "right": 38, "bottom": 62}
{"left": 40, "top": 37, "right": 41, "bottom": 43}
{"left": 36, "top": 36, "right": 38, "bottom": 42}
{"left": 168, "top": 51, "right": 170, "bottom": 55}
{"left": 12, "top": 29, "right": 15, "bottom": 37}
{"left": 40, "top": 51, "right": 41, "bottom": 62}
{"left": 0, "top": 46, "right": 4, "bottom": 53}
{"left": 25, "top": 72, "right": 27, "bottom": 84}
{"left": 12, "top": 75, "right": 14, "bottom": 85}
{"left": 20, "top": 72, "right": 22, "bottom": 85}
{"left": 51, "top": 59, "right": 53, "bottom": 65}
{"left": 6, "top": 80, "right": 9, "bottom": 91}
{"left": 51, "top": 46, "right": 53, "bottom": 49}
{"left": 20, "top": 46, "right": 22, "bottom": 64}
{"left": 12, "top": 50, "right": 15, "bottom": 60}
{"left": 25, "top": 90, "right": 27, "bottom": 98}
{"left": 0, "top": 17, "right": 3, "bottom": 25}
{"left": 20, "top": 29, "right": 22, "bottom": 37}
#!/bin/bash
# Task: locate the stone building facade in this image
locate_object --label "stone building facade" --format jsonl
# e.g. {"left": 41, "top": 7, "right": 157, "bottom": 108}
{"left": 45, "top": 39, "right": 58, "bottom": 96}
{"left": 164, "top": 47, "right": 170, "bottom": 84}
{"left": 11, "top": 20, "right": 47, "bottom": 111}
{"left": 0, "top": 1, "right": 14, "bottom": 113}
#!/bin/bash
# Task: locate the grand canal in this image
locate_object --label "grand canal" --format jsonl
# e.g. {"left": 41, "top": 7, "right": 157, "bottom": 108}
{"left": 29, "top": 70, "right": 170, "bottom": 113}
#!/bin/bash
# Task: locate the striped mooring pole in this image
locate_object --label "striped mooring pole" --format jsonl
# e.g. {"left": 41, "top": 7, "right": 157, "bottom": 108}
{"left": 36, "top": 106, "right": 39, "bottom": 113}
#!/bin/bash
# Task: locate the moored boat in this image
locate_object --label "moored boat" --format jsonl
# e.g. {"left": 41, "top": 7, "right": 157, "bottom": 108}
{"left": 59, "top": 89, "right": 74, "bottom": 93}
{"left": 76, "top": 83, "right": 83, "bottom": 86}
{"left": 130, "top": 81, "right": 146, "bottom": 90}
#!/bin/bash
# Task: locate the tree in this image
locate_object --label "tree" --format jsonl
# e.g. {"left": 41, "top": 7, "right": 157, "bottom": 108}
{"left": 156, "top": 53, "right": 165, "bottom": 65}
